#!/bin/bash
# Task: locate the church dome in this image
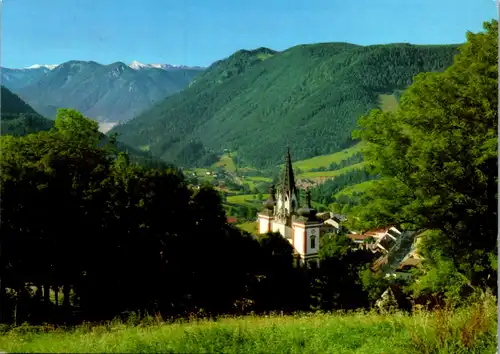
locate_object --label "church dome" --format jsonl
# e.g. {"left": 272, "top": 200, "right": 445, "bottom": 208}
{"left": 297, "top": 188, "right": 317, "bottom": 219}
{"left": 263, "top": 184, "right": 277, "bottom": 211}
{"left": 264, "top": 198, "right": 275, "bottom": 210}
{"left": 297, "top": 206, "right": 317, "bottom": 219}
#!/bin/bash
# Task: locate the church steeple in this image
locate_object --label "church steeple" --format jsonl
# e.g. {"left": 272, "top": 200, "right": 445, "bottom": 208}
{"left": 274, "top": 146, "right": 300, "bottom": 224}
{"left": 281, "top": 145, "right": 297, "bottom": 196}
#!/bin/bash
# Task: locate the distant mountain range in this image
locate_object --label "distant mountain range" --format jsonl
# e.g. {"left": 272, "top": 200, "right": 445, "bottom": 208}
{"left": 111, "top": 43, "right": 460, "bottom": 168}
{"left": 1, "top": 61, "right": 205, "bottom": 123}
{"left": 128, "top": 60, "right": 205, "bottom": 71}
{"left": 13, "top": 61, "right": 204, "bottom": 72}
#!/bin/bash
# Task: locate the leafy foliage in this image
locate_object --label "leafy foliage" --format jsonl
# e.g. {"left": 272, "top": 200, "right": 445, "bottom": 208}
{"left": 350, "top": 20, "right": 498, "bottom": 297}
{"left": 309, "top": 233, "right": 376, "bottom": 310}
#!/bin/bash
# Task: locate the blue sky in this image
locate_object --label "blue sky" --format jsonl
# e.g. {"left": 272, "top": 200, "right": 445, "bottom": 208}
{"left": 1, "top": 0, "right": 497, "bottom": 68}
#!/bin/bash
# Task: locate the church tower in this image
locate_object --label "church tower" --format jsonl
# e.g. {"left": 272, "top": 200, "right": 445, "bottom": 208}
{"left": 256, "top": 146, "right": 323, "bottom": 266}
{"left": 258, "top": 147, "right": 299, "bottom": 237}
{"left": 274, "top": 146, "right": 299, "bottom": 226}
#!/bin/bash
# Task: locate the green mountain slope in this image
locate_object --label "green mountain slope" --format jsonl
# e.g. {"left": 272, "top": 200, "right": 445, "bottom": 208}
{"left": 16, "top": 61, "right": 203, "bottom": 123}
{"left": 111, "top": 43, "right": 459, "bottom": 168}
{"left": 1, "top": 86, "right": 54, "bottom": 136}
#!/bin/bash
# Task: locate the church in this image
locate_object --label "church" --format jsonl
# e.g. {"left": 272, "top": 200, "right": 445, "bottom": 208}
{"left": 257, "top": 147, "right": 341, "bottom": 266}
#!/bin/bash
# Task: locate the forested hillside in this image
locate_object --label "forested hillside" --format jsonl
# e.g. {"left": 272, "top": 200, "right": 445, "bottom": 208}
{"left": 0, "top": 86, "right": 54, "bottom": 136}
{"left": 112, "top": 43, "right": 459, "bottom": 168}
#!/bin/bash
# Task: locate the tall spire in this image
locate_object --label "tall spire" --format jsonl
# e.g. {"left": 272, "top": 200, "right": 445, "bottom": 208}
{"left": 281, "top": 145, "right": 296, "bottom": 195}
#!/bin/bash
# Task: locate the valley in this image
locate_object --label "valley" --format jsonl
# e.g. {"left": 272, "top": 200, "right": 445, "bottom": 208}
{"left": 184, "top": 142, "right": 371, "bottom": 232}
{"left": 0, "top": 8, "right": 497, "bottom": 352}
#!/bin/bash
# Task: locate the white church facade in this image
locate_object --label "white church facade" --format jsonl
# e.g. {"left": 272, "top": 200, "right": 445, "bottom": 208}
{"left": 257, "top": 147, "right": 342, "bottom": 266}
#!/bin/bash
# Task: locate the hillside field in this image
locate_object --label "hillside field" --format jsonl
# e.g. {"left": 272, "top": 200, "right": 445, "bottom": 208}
{"left": 334, "top": 180, "right": 379, "bottom": 198}
{"left": 0, "top": 296, "right": 495, "bottom": 354}
{"left": 297, "top": 162, "right": 366, "bottom": 180}
{"left": 236, "top": 221, "right": 258, "bottom": 234}
{"left": 227, "top": 194, "right": 270, "bottom": 207}
{"left": 290, "top": 144, "right": 363, "bottom": 172}
{"left": 213, "top": 153, "right": 237, "bottom": 172}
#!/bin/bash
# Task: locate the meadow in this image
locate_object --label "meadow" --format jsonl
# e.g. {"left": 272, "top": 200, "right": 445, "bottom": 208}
{"left": 213, "top": 153, "right": 237, "bottom": 172}
{"left": 236, "top": 221, "right": 258, "bottom": 234}
{"left": 291, "top": 144, "right": 363, "bottom": 172}
{"left": 297, "top": 162, "right": 366, "bottom": 180}
{"left": 227, "top": 194, "right": 270, "bottom": 207}
{"left": 0, "top": 293, "right": 496, "bottom": 354}
{"left": 333, "top": 180, "right": 379, "bottom": 198}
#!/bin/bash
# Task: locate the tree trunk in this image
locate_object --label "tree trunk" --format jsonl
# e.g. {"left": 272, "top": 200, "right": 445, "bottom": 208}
{"left": 13, "top": 290, "right": 19, "bottom": 326}
{"left": 54, "top": 286, "right": 59, "bottom": 307}
{"left": 34, "top": 285, "right": 42, "bottom": 301}
{"left": 44, "top": 283, "right": 51, "bottom": 321}
{"left": 63, "top": 284, "right": 71, "bottom": 311}
{"left": 0, "top": 274, "right": 3, "bottom": 323}
{"left": 43, "top": 283, "right": 50, "bottom": 305}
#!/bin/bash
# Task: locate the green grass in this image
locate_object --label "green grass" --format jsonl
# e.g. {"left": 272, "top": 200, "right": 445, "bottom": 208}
{"left": 213, "top": 153, "right": 237, "bottom": 173}
{"left": 1, "top": 295, "right": 496, "bottom": 353}
{"left": 239, "top": 176, "right": 272, "bottom": 189}
{"left": 239, "top": 179, "right": 258, "bottom": 189}
{"left": 334, "top": 180, "right": 379, "bottom": 198}
{"left": 292, "top": 144, "right": 363, "bottom": 172}
{"left": 379, "top": 94, "right": 400, "bottom": 113}
{"left": 245, "top": 176, "right": 272, "bottom": 182}
{"left": 227, "top": 194, "right": 270, "bottom": 207}
{"left": 236, "top": 221, "right": 258, "bottom": 234}
{"left": 256, "top": 52, "right": 275, "bottom": 61}
{"left": 297, "top": 162, "right": 366, "bottom": 180}
{"left": 188, "top": 168, "right": 211, "bottom": 176}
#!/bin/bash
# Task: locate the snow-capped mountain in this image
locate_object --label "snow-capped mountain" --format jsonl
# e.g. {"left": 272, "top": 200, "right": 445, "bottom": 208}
{"left": 128, "top": 60, "right": 204, "bottom": 71}
{"left": 6, "top": 61, "right": 202, "bottom": 72}
{"left": 128, "top": 60, "right": 151, "bottom": 70}
{"left": 24, "top": 64, "right": 59, "bottom": 70}
{"left": 4, "top": 59, "right": 204, "bottom": 123}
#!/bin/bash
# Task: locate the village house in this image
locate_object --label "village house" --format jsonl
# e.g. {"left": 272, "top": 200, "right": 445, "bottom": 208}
{"left": 348, "top": 226, "right": 403, "bottom": 253}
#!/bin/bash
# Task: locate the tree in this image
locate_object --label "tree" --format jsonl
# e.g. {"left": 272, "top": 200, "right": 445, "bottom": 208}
{"left": 351, "top": 20, "right": 498, "bottom": 294}
{"left": 309, "top": 233, "right": 375, "bottom": 310}
{"left": 54, "top": 108, "right": 100, "bottom": 144}
{"left": 0, "top": 109, "right": 113, "bottom": 323}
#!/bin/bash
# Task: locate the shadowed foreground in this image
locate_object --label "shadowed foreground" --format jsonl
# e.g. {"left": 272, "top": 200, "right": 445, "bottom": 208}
{"left": 0, "top": 295, "right": 496, "bottom": 354}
